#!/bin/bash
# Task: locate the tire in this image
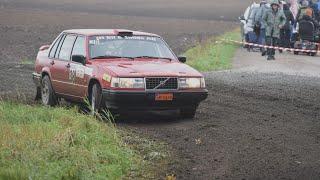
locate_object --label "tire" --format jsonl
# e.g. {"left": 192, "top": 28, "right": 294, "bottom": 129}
{"left": 294, "top": 51, "right": 299, "bottom": 55}
{"left": 41, "top": 75, "right": 57, "bottom": 106}
{"left": 180, "top": 106, "right": 197, "bottom": 119}
{"left": 90, "top": 83, "right": 102, "bottom": 115}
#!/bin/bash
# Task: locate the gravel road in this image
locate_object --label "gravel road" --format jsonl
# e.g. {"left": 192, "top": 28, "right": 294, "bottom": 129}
{"left": 124, "top": 50, "right": 320, "bottom": 179}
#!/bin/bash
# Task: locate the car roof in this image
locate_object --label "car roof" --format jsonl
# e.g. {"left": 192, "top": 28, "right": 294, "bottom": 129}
{"left": 63, "top": 29, "right": 160, "bottom": 37}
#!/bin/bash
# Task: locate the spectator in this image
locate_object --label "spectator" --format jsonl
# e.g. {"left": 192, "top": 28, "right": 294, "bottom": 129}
{"left": 296, "top": 0, "right": 314, "bottom": 20}
{"left": 289, "top": 0, "right": 299, "bottom": 18}
{"left": 246, "top": 3, "right": 260, "bottom": 51}
{"left": 309, "top": 0, "right": 320, "bottom": 21}
{"left": 262, "top": 0, "right": 287, "bottom": 60}
{"left": 301, "top": 8, "right": 320, "bottom": 28}
{"left": 280, "top": 3, "right": 295, "bottom": 48}
{"left": 254, "top": 0, "right": 270, "bottom": 55}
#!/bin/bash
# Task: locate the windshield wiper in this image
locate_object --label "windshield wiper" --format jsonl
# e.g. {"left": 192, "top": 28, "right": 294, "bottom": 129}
{"left": 134, "top": 56, "right": 172, "bottom": 61}
{"left": 91, "top": 55, "right": 134, "bottom": 60}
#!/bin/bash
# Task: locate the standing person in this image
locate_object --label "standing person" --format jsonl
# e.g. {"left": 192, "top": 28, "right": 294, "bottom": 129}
{"left": 290, "top": 0, "right": 299, "bottom": 18}
{"left": 262, "top": 0, "right": 287, "bottom": 60}
{"left": 254, "top": 0, "right": 270, "bottom": 56}
{"left": 280, "top": 3, "right": 295, "bottom": 48}
{"left": 300, "top": 8, "right": 320, "bottom": 28}
{"left": 246, "top": 2, "right": 260, "bottom": 51}
{"left": 297, "top": 0, "right": 314, "bottom": 20}
{"left": 309, "top": 0, "right": 320, "bottom": 21}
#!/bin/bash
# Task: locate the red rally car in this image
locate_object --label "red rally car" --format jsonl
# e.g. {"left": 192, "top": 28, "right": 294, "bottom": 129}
{"left": 32, "top": 29, "right": 208, "bottom": 118}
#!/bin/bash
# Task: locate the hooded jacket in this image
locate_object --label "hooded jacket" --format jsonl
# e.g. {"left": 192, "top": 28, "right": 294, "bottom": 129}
{"left": 262, "top": 1, "right": 287, "bottom": 38}
{"left": 254, "top": 3, "right": 270, "bottom": 29}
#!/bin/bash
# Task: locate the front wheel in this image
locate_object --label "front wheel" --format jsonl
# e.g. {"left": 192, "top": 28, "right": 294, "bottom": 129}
{"left": 41, "top": 75, "right": 57, "bottom": 106}
{"left": 90, "top": 83, "right": 102, "bottom": 115}
{"left": 180, "top": 106, "right": 197, "bottom": 119}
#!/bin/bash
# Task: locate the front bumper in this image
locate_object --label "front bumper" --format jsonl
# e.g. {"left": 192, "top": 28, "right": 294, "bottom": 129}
{"left": 101, "top": 89, "right": 208, "bottom": 110}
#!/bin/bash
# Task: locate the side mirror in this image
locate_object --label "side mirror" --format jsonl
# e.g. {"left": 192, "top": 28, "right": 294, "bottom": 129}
{"left": 72, "top": 55, "right": 86, "bottom": 65}
{"left": 178, "top": 56, "right": 187, "bottom": 63}
{"left": 239, "top": 15, "right": 245, "bottom": 21}
{"left": 39, "top": 45, "right": 50, "bottom": 51}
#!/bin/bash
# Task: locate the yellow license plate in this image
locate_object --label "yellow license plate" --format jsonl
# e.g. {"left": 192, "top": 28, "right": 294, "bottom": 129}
{"left": 155, "top": 93, "right": 173, "bottom": 101}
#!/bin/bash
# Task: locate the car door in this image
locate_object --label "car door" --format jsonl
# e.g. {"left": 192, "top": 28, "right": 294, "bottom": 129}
{"left": 68, "top": 35, "right": 89, "bottom": 98}
{"left": 50, "top": 34, "right": 77, "bottom": 96}
{"left": 48, "top": 33, "right": 66, "bottom": 94}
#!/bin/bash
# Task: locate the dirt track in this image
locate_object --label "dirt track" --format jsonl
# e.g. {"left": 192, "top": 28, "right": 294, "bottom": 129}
{"left": 123, "top": 50, "right": 320, "bottom": 179}
{"left": 1, "top": 1, "right": 320, "bottom": 179}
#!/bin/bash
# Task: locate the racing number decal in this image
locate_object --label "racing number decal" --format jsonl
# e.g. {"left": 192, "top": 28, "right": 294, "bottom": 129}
{"left": 68, "top": 64, "right": 92, "bottom": 84}
{"left": 69, "top": 67, "right": 77, "bottom": 83}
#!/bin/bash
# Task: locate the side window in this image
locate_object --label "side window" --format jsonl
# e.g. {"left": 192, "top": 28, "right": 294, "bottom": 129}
{"left": 58, "top": 34, "right": 77, "bottom": 60}
{"left": 49, "top": 34, "right": 63, "bottom": 58}
{"left": 54, "top": 34, "right": 66, "bottom": 59}
{"left": 71, "top": 36, "right": 86, "bottom": 57}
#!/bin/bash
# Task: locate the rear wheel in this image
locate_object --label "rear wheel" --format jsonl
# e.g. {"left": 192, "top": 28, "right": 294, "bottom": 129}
{"left": 41, "top": 75, "right": 57, "bottom": 106}
{"left": 180, "top": 106, "right": 197, "bottom": 119}
{"left": 90, "top": 83, "right": 102, "bottom": 115}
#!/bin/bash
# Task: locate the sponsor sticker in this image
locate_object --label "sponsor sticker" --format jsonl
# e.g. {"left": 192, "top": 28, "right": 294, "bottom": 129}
{"left": 89, "top": 36, "right": 158, "bottom": 45}
{"left": 103, "top": 74, "right": 112, "bottom": 82}
{"left": 75, "top": 65, "right": 85, "bottom": 79}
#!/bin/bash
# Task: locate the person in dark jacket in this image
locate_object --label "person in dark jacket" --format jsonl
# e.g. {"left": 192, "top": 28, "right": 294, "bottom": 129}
{"left": 280, "top": 3, "right": 295, "bottom": 48}
{"left": 300, "top": 8, "right": 320, "bottom": 30}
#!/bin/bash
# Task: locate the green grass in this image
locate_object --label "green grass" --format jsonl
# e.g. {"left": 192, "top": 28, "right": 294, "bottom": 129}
{"left": 184, "top": 29, "right": 241, "bottom": 71}
{"left": 0, "top": 101, "right": 170, "bottom": 179}
{"left": 0, "top": 102, "right": 134, "bottom": 180}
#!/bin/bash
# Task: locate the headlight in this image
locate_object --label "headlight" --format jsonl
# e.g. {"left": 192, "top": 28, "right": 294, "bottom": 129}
{"left": 111, "top": 78, "right": 145, "bottom": 89}
{"left": 179, "top": 77, "right": 205, "bottom": 89}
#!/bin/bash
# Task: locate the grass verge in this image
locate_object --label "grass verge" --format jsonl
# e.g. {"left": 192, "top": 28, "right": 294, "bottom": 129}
{"left": 0, "top": 101, "right": 169, "bottom": 179}
{"left": 184, "top": 29, "right": 241, "bottom": 71}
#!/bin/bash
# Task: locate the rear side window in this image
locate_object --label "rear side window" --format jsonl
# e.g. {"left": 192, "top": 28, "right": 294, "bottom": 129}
{"left": 49, "top": 34, "right": 63, "bottom": 58}
{"left": 72, "top": 36, "right": 86, "bottom": 58}
{"left": 58, "top": 34, "right": 77, "bottom": 60}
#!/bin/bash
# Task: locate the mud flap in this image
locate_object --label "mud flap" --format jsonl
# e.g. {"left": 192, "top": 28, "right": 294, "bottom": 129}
{"left": 35, "top": 87, "right": 41, "bottom": 101}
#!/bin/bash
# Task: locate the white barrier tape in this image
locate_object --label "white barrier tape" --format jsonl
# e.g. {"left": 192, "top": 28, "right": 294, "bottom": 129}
{"left": 222, "top": 39, "right": 319, "bottom": 53}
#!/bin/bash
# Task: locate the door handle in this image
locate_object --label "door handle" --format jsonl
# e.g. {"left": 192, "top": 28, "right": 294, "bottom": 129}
{"left": 66, "top": 64, "right": 70, "bottom": 68}
{"left": 50, "top": 61, "right": 55, "bottom": 65}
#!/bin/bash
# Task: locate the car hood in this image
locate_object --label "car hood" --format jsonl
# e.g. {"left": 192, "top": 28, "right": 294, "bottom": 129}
{"left": 93, "top": 59, "right": 203, "bottom": 77}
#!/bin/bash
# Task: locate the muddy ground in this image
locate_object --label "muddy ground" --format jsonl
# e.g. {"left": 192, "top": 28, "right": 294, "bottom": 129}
{"left": 1, "top": 1, "right": 320, "bottom": 179}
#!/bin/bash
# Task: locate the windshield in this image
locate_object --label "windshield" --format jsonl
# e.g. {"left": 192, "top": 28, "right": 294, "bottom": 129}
{"left": 89, "top": 35, "right": 176, "bottom": 60}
